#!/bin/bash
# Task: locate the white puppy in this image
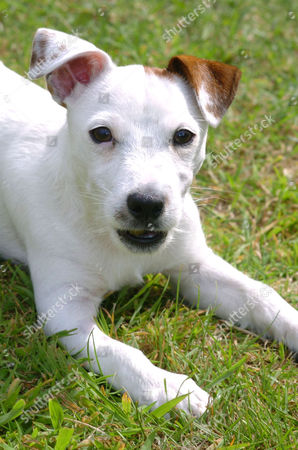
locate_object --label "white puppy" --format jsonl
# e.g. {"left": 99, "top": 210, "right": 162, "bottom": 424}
{"left": 0, "top": 29, "right": 297, "bottom": 417}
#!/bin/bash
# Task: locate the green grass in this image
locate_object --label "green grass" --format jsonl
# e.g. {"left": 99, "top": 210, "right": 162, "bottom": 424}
{"left": 0, "top": 0, "right": 297, "bottom": 448}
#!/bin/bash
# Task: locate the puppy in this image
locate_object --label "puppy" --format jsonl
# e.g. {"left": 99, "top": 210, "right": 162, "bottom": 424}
{"left": 0, "top": 29, "right": 297, "bottom": 417}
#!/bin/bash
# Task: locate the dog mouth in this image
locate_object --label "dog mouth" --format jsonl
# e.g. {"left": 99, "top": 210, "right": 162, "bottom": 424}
{"left": 117, "top": 229, "right": 167, "bottom": 250}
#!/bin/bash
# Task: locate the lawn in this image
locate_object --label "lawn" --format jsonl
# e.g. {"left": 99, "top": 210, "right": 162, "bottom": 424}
{"left": 0, "top": 0, "right": 297, "bottom": 448}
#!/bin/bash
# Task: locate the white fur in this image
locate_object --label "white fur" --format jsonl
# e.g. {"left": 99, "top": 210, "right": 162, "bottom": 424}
{"left": 0, "top": 30, "right": 297, "bottom": 418}
{"left": 197, "top": 84, "right": 220, "bottom": 127}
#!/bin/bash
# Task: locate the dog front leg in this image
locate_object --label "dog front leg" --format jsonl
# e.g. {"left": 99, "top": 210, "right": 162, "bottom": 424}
{"left": 29, "top": 267, "right": 210, "bottom": 417}
{"left": 169, "top": 247, "right": 298, "bottom": 353}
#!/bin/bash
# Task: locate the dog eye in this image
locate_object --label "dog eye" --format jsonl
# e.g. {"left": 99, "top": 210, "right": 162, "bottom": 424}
{"left": 89, "top": 126, "right": 113, "bottom": 143}
{"left": 173, "top": 129, "right": 195, "bottom": 145}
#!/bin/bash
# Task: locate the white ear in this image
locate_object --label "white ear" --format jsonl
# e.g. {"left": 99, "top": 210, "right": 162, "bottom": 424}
{"left": 28, "top": 28, "right": 115, "bottom": 105}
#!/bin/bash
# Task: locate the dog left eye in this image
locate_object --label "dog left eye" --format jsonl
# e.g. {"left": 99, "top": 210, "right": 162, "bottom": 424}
{"left": 173, "top": 129, "right": 195, "bottom": 145}
{"left": 89, "top": 126, "right": 113, "bottom": 143}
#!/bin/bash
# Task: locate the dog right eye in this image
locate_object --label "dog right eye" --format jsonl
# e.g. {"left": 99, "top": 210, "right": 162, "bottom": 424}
{"left": 89, "top": 127, "right": 113, "bottom": 143}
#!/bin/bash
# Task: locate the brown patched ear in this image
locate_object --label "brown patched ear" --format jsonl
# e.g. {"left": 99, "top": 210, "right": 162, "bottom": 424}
{"left": 167, "top": 55, "right": 241, "bottom": 127}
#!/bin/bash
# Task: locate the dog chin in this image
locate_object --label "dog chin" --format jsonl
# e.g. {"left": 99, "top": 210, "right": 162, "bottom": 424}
{"left": 116, "top": 229, "right": 168, "bottom": 253}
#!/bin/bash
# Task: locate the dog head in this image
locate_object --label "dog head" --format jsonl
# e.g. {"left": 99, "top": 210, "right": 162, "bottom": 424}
{"left": 29, "top": 28, "right": 241, "bottom": 253}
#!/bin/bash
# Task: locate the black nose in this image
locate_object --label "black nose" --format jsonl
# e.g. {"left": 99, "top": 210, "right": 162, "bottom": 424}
{"left": 127, "top": 191, "right": 165, "bottom": 221}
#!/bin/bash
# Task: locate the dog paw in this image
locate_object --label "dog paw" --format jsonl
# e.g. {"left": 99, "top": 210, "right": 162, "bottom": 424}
{"left": 283, "top": 318, "right": 298, "bottom": 354}
{"left": 141, "top": 370, "right": 211, "bottom": 417}
{"left": 269, "top": 299, "right": 298, "bottom": 354}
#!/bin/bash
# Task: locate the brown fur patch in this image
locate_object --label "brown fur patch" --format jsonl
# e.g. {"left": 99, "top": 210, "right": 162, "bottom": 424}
{"left": 30, "top": 30, "right": 53, "bottom": 70}
{"left": 143, "top": 66, "right": 173, "bottom": 80}
{"left": 30, "top": 40, "right": 47, "bottom": 69}
{"left": 167, "top": 55, "right": 241, "bottom": 119}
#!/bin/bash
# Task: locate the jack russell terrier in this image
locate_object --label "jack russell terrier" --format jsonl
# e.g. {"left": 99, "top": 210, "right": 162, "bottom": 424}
{"left": 0, "top": 29, "right": 297, "bottom": 417}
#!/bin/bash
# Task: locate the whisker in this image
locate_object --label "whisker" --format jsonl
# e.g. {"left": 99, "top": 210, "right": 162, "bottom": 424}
{"left": 191, "top": 186, "right": 232, "bottom": 194}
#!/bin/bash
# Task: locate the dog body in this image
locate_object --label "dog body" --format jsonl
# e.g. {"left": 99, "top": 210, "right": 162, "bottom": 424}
{"left": 0, "top": 29, "right": 297, "bottom": 417}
